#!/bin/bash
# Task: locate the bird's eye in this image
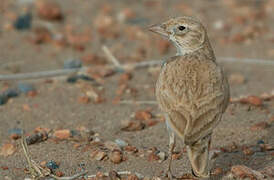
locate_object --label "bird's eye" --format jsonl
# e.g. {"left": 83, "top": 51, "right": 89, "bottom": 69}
{"left": 178, "top": 26, "right": 186, "bottom": 31}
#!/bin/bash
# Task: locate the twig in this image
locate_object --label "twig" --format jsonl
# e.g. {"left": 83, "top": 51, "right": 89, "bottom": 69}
{"left": 1, "top": 57, "right": 274, "bottom": 81}
{"left": 0, "top": 68, "right": 86, "bottom": 81}
{"left": 119, "top": 100, "right": 158, "bottom": 105}
{"left": 87, "top": 171, "right": 143, "bottom": 178}
{"left": 102, "top": 45, "right": 122, "bottom": 68}
{"left": 21, "top": 136, "right": 88, "bottom": 180}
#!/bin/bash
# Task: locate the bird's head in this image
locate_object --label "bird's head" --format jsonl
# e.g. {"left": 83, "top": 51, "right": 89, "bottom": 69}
{"left": 149, "top": 16, "right": 207, "bottom": 55}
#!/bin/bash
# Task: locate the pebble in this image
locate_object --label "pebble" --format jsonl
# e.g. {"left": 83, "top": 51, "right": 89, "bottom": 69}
{"left": 17, "top": 83, "right": 35, "bottom": 94}
{"left": 104, "top": 141, "right": 121, "bottom": 151}
{"left": 63, "top": 59, "right": 82, "bottom": 69}
{"left": 0, "top": 94, "right": 8, "bottom": 105}
{"left": 127, "top": 174, "right": 139, "bottom": 180}
{"left": 13, "top": 13, "right": 32, "bottom": 30}
{"left": 26, "top": 132, "right": 48, "bottom": 145}
{"left": 0, "top": 143, "right": 16, "bottom": 157}
{"left": 53, "top": 129, "right": 71, "bottom": 140}
{"left": 46, "top": 160, "right": 59, "bottom": 170}
{"left": 109, "top": 150, "right": 123, "bottom": 164}
{"left": 115, "top": 139, "right": 128, "bottom": 148}
{"left": 8, "top": 128, "right": 24, "bottom": 139}
{"left": 3, "top": 88, "right": 19, "bottom": 98}
{"left": 257, "top": 140, "right": 265, "bottom": 144}
{"left": 231, "top": 165, "right": 264, "bottom": 179}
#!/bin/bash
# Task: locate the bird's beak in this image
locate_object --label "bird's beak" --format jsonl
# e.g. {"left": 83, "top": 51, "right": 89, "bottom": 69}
{"left": 148, "top": 24, "right": 169, "bottom": 37}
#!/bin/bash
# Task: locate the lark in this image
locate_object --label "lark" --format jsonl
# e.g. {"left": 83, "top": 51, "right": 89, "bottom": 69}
{"left": 149, "top": 16, "right": 230, "bottom": 179}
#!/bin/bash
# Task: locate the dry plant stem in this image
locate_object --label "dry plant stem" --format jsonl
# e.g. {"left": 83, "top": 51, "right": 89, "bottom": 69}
{"left": 119, "top": 100, "right": 158, "bottom": 105}
{"left": 87, "top": 171, "right": 132, "bottom": 178}
{"left": 21, "top": 137, "right": 88, "bottom": 180}
{"left": 1, "top": 57, "right": 274, "bottom": 81}
{"left": 102, "top": 45, "right": 122, "bottom": 68}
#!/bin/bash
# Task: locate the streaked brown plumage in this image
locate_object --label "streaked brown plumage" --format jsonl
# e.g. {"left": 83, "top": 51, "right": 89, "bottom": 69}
{"left": 149, "top": 16, "right": 230, "bottom": 179}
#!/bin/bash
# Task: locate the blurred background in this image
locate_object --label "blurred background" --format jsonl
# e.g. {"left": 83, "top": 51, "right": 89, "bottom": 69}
{"left": 0, "top": 0, "right": 274, "bottom": 179}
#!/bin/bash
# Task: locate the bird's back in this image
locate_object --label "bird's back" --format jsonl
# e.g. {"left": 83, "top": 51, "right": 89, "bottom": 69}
{"left": 156, "top": 55, "right": 229, "bottom": 144}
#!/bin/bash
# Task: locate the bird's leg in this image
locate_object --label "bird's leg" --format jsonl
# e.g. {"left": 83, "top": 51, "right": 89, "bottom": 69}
{"left": 165, "top": 115, "right": 176, "bottom": 180}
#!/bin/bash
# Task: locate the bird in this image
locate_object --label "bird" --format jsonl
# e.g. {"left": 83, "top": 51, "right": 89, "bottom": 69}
{"left": 149, "top": 16, "right": 230, "bottom": 179}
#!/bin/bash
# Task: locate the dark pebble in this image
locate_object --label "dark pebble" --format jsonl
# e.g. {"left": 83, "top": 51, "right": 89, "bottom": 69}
{"left": 66, "top": 75, "right": 93, "bottom": 83}
{"left": 63, "top": 59, "right": 82, "bottom": 69}
{"left": 46, "top": 160, "right": 59, "bottom": 170}
{"left": 14, "top": 13, "right": 32, "bottom": 30}
{"left": 257, "top": 140, "right": 265, "bottom": 145}
{"left": 0, "top": 94, "right": 8, "bottom": 105}
{"left": 3, "top": 88, "right": 19, "bottom": 98}
{"left": 26, "top": 132, "right": 48, "bottom": 145}
{"left": 17, "top": 83, "right": 35, "bottom": 93}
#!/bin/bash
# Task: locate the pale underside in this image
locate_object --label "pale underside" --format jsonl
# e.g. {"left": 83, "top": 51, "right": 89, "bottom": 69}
{"left": 156, "top": 56, "right": 230, "bottom": 145}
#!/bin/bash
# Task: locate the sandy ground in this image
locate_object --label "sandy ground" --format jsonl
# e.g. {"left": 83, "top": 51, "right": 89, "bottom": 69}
{"left": 0, "top": 0, "right": 274, "bottom": 179}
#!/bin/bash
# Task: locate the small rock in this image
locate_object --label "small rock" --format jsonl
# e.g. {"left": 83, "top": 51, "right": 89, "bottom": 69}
{"left": 95, "top": 151, "right": 107, "bottom": 161}
{"left": 119, "top": 73, "right": 132, "bottom": 84}
{"left": 53, "top": 129, "right": 71, "bottom": 140}
{"left": 242, "top": 147, "right": 254, "bottom": 156}
{"left": 8, "top": 128, "right": 23, "bottom": 140}
{"left": 127, "top": 174, "right": 139, "bottom": 180}
{"left": 124, "top": 145, "right": 138, "bottom": 154}
{"left": 147, "top": 152, "right": 160, "bottom": 161}
{"left": 0, "top": 143, "right": 16, "bottom": 157}
{"left": 231, "top": 165, "right": 264, "bottom": 179}
{"left": 257, "top": 140, "right": 265, "bottom": 145}
{"left": 228, "top": 73, "right": 245, "bottom": 85}
{"left": 36, "top": 0, "right": 63, "bottom": 21}
{"left": 156, "top": 151, "right": 166, "bottom": 162}
{"left": 109, "top": 170, "right": 120, "bottom": 180}
{"left": 55, "top": 171, "right": 64, "bottom": 177}
{"left": 121, "top": 120, "right": 145, "bottom": 131}
{"left": 46, "top": 160, "right": 59, "bottom": 170}
{"left": 109, "top": 150, "right": 123, "bottom": 164}
{"left": 77, "top": 96, "right": 90, "bottom": 104}
{"left": 17, "top": 83, "right": 35, "bottom": 94}
{"left": 0, "top": 94, "right": 8, "bottom": 105}
{"left": 250, "top": 122, "right": 269, "bottom": 131}
{"left": 26, "top": 132, "right": 48, "bottom": 145}
{"left": 3, "top": 88, "right": 19, "bottom": 98}
{"left": 240, "top": 96, "right": 263, "bottom": 106}
{"left": 104, "top": 141, "right": 121, "bottom": 151}
{"left": 13, "top": 13, "right": 32, "bottom": 30}
{"left": 115, "top": 139, "right": 128, "bottom": 148}
{"left": 135, "top": 109, "right": 152, "bottom": 121}
{"left": 212, "top": 167, "right": 223, "bottom": 176}
{"left": 63, "top": 59, "right": 82, "bottom": 69}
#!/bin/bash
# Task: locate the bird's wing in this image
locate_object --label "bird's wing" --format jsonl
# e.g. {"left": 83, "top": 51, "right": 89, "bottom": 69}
{"left": 156, "top": 56, "right": 229, "bottom": 144}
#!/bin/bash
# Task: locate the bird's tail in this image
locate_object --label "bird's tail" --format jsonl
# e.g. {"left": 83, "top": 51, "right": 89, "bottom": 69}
{"left": 186, "top": 133, "right": 211, "bottom": 179}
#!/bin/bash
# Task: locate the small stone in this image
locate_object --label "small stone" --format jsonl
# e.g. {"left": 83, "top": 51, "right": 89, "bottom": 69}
{"left": 250, "top": 122, "right": 269, "bottom": 131}
{"left": 77, "top": 96, "right": 90, "bottom": 104}
{"left": 0, "top": 143, "right": 16, "bottom": 157}
{"left": 109, "top": 170, "right": 119, "bottom": 180}
{"left": 104, "top": 141, "right": 121, "bottom": 151}
{"left": 124, "top": 145, "right": 138, "bottom": 154}
{"left": 8, "top": 128, "right": 23, "bottom": 139}
{"left": 13, "top": 13, "right": 32, "bottom": 30}
{"left": 135, "top": 110, "right": 152, "bottom": 121}
{"left": 63, "top": 59, "right": 82, "bottom": 69}
{"left": 231, "top": 165, "right": 264, "bottom": 179}
{"left": 242, "top": 147, "right": 254, "bottom": 156}
{"left": 53, "top": 129, "right": 71, "bottom": 140}
{"left": 119, "top": 73, "right": 132, "bottom": 84}
{"left": 147, "top": 152, "right": 160, "bottom": 161}
{"left": 3, "top": 88, "right": 19, "bottom": 98}
{"left": 109, "top": 150, "right": 123, "bottom": 164}
{"left": 36, "top": 0, "right": 63, "bottom": 21}
{"left": 115, "top": 139, "right": 128, "bottom": 148}
{"left": 0, "top": 94, "right": 8, "bottom": 105}
{"left": 46, "top": 160, "right": 59, "bottom": 170}
{"left": 17, "top": 83, "right": 35, "bottom": 94}
{"left": 121, "top": 120, "right": 145, "bottom": 131}
{"left": 257, "top": 140, "right": 265, "bottom": 145}
{"left": 212, "top": 167, "right": 223, "bottom": 176}
{"left": 157, "top": 151, "right": 166, "bottom": 161}
{"left": 127, "top": 174, "right": 139, "bottom": 180}
{"left": 90, "top": 150, "right": 107, "bottom": 161}
{"left": 240, "top": 96, "right": 263, "bottom": 106}
{"left": 55, "top": 171, "right": 64, "bottom": 177}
